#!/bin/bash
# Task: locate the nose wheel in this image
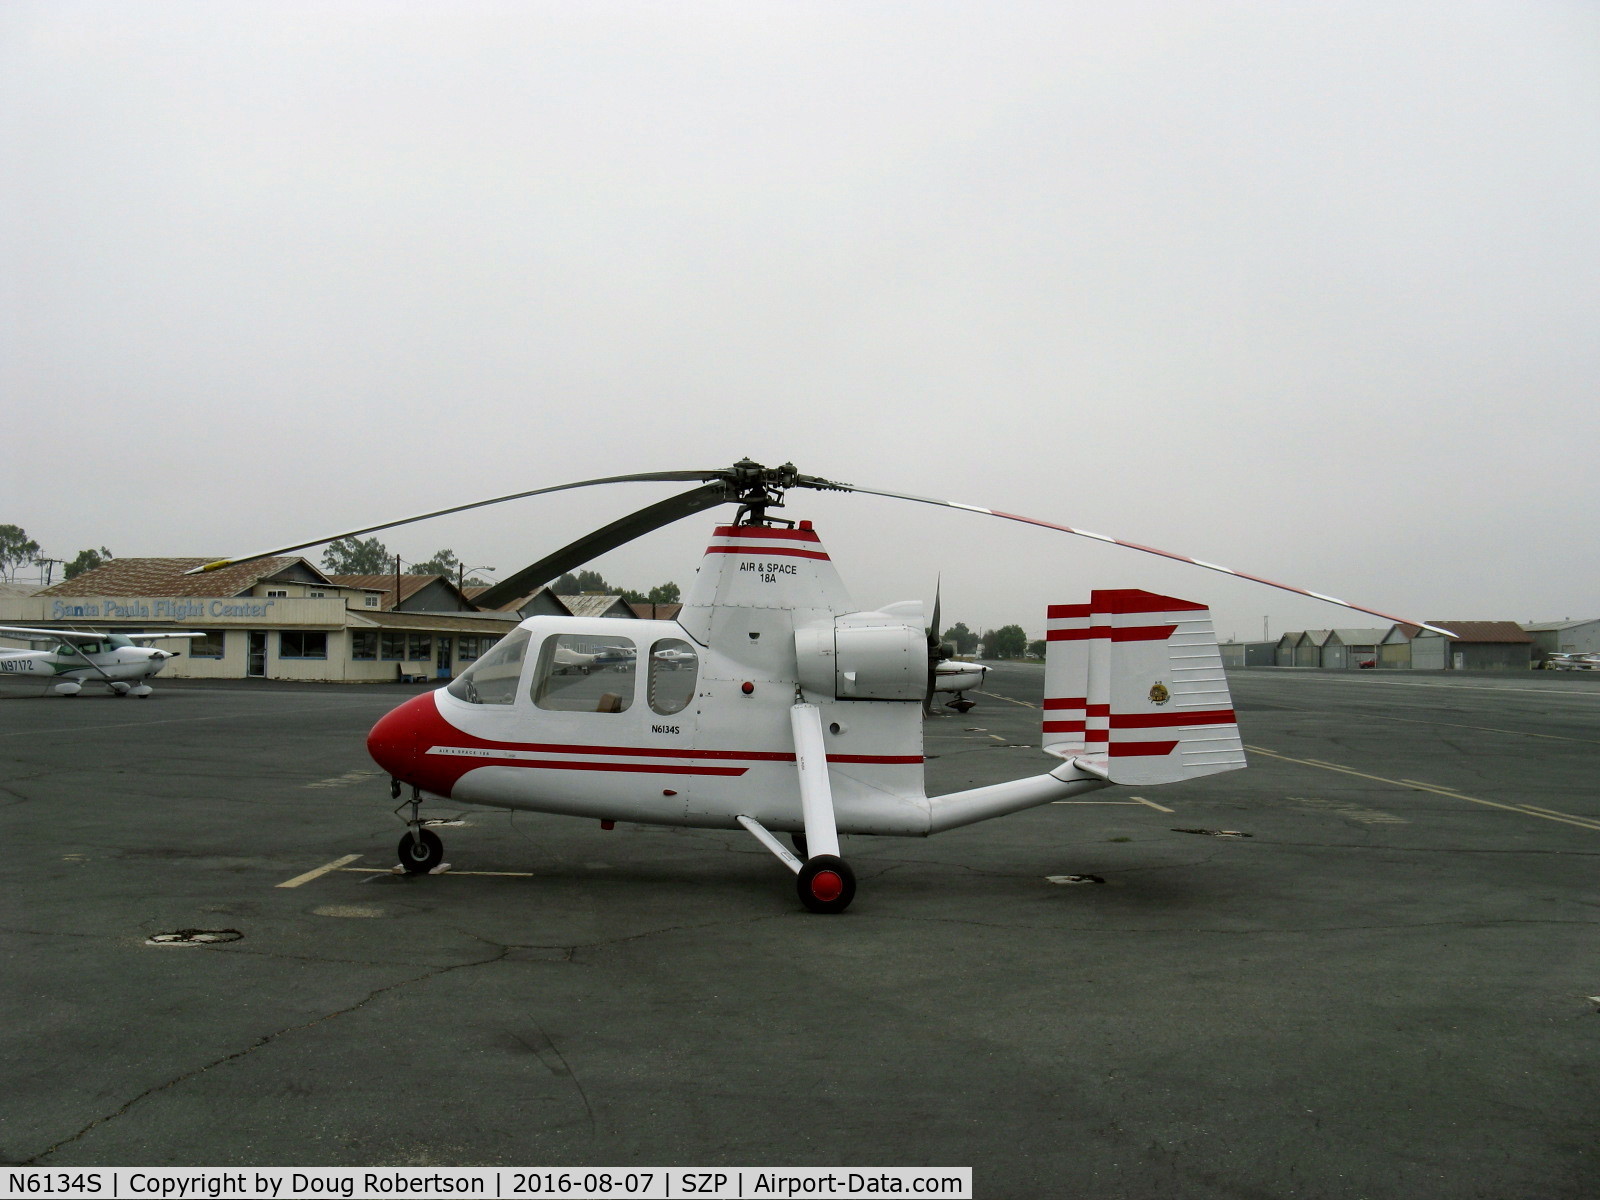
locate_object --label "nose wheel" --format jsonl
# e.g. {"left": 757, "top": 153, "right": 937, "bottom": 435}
{"left": 397, "top": 828, "right": 443, "bottom": 874}
{"left": 394, "top": 786, "right": 445, "bottom": 874}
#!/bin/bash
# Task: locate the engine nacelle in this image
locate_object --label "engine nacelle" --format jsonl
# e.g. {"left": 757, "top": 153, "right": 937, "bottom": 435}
{"left": 796, "top": 608, "right": 927, "bottom": 702}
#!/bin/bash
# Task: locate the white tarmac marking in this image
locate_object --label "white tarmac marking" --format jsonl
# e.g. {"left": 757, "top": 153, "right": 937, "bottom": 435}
{"left": 973, "top": 690, "right": 1037, "bottom": 708}
{"left": 276, "top": 854, "right": 363, "bottom": 888}
{"left": 1052, "top": 796, "right": 1175, "bottom": 813}
{"left": 1245, "top": 745, "right": 1600, "bottom": 833}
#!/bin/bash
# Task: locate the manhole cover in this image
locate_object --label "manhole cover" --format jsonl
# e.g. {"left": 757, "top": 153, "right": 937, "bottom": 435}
{"left": 146, "top": 928, "right": 243, "bottom": 946}
{"left": 1172, "top": 828, "right": 1253, "bottom": 838}
{"left": 1046, "top": 874, "right": 1106, "bottom": 885}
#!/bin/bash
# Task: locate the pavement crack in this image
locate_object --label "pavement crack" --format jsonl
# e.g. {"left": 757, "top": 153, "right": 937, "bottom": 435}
{"left": 19, "top": 944, "right": 510, "bottom": 1165}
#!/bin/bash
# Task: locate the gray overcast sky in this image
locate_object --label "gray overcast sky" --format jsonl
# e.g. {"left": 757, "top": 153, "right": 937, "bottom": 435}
{"left": 4, "top": 1, "right": 1597, "bottom": 641}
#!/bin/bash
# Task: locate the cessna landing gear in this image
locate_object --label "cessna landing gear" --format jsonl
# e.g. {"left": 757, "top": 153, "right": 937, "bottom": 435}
{"left": 796, "top": 854, "right": 855, "bottom": 914}
{"left": 394, "top": 787, "right": 444, "bottom": 874}
{"left": 398, "top": 827, "right": 444, "bottom": 874}
{"left": 946, "top": 695, "right": 975, "bottom": 713}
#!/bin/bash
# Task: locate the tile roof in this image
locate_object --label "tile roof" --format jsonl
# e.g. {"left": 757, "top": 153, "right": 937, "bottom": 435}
{"left": 1422, "top": 621, "right": 1534, "bottom": 644}
{"left": 626, "top": 601, "right": 684, "bottom": 620}
{"left": 35, "top": 557, "right": 328, "bottom": 598}
{"left": 558, "top": 594, "right": 632, "bottom": 619}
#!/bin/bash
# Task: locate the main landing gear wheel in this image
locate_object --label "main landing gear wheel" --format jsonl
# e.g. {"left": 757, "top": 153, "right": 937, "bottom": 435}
{"left": 796, "top": 854, "right": 855, "bottom": 914}
{"left": 397, "top": 828, "right": 443, "bottom": 875}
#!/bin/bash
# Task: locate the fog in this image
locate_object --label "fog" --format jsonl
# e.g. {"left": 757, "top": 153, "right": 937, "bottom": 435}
{"left": 5, "top": 1, "right": 1597, "bottom": 639}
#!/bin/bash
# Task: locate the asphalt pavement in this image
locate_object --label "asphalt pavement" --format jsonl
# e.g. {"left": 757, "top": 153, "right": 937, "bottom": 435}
{"left": 3, "top": 666, "right": 1598, "bottom": 1198}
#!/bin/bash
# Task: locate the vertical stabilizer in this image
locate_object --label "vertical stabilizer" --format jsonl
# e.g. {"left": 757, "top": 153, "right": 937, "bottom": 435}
{"left": 1042, "top": 589, "right": 1245, "bottom": 785}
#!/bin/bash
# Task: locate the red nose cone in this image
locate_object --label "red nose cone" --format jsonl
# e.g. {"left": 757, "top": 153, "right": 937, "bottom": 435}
{"left": 366, "top": 691, "right": 435, "bottom": 779}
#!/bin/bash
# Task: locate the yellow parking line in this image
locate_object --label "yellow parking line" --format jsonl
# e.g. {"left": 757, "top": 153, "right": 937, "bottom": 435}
{"left": 1243, "top": 745, "right": 1599, "bottom": 833}
{"left": 276, "top": 854, "right": 363, "bottom": 888}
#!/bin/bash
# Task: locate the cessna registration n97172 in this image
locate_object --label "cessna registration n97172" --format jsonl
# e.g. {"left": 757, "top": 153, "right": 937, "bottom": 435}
{"left": 199, "top": 460, "right": 1453, "bottom": 913}
{"left": 0, "top": 627, "right": 202, "bottom": 696}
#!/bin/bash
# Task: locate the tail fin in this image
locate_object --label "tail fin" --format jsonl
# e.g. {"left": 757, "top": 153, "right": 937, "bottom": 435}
{"left": 1043, "top": 589, "right": 1245, "bottom": 785}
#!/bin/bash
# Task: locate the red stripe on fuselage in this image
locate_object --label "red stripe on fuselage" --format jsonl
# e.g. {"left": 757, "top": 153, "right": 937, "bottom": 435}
{"left": 710, "top": 525, "right": 822, "bottom": 542}
{"left": 704, "top": 545, "right": 832, "bottom": 560}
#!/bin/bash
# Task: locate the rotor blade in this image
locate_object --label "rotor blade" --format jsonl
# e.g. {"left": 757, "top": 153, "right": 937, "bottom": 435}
{"left": 187, "top": 470, "right": 725, "bottom": 573}
{"left": 473, "top": 482, "right": 733, "bottom": 610}
{"left": 833, "top": 482, "right": 1456, "bottom": 638}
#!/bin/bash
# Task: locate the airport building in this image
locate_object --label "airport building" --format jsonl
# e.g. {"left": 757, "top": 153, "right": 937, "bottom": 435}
{"left": 1, "top": 557, "right": 523, "bottom": 683}
{"left": 1521, "top": 619, "right": 1600, "bottom": 659}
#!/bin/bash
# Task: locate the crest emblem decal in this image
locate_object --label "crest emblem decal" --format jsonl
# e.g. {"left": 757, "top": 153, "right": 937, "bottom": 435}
{"left": 1149, "top": 682, "right": 1170, "bottom": 706}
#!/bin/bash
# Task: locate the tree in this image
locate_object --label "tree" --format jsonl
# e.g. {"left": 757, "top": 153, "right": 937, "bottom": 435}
{"left": 0, "top": 525, "right": 40, "bottom": 582}
{"left": 322, "top": 536, "right": 391, "bottom": 574}
{"left": 64, "top": 547, "right": 113, "bottom": 579}
{"left": 647, "top": 582, "right": 681, "bottom": 605}
{"left": 942, "top": 622, "right": 979, "bottom": 656}
{"left": 408, "top": 548, "right": 461, "bottom": 576}
{"left": 1028, "top": 639, "right": 1047, "bottom": 659}
{"left": 572, "top": 569, "right": 610, "bottom": 593}
{"left": 982, "top": 625, "right": 1028, "bottom": 659}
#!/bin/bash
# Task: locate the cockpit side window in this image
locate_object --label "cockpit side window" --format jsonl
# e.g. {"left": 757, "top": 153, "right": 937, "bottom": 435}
{"left": 532, "top": 634, "right": 637, "bottom": 713}
{"left": 445, "top": 628, "right": 531, "bottom": 704}
{"left": 648, "top": 638, "right": 698, "bottom": 715}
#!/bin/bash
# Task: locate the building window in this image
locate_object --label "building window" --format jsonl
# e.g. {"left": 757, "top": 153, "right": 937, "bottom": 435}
{"left": 407, "top": 633, "right": 432, "bottom": 661}
{"left": 309, "top": 590, "right": 325, "bottom": 599}
{"left": 458, "top": 636, "right": 481, "bottom": 662}
{"left": 189, "top": 630, "right": 227, "bottom": 659}
{"left": 351, "top": 631, "right": 378, "bottom": 661}
{"left": 364, "top": 596, "right": 379, "bottom": 607}
{"left": 266, "top": 589, "right": 288, "bottom": 598}
{"left": 532, "top": 634, "right": 636, "bottom": 713}
{"left": 280, "top": 631, "right": 328, "bottom": 659}
{"left": 380, "top": 632, "right": 407, "bottom": 660}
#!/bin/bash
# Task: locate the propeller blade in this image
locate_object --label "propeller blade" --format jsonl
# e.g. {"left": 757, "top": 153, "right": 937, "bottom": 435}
{"left": 922, "top": 576, "right": 943, "bottom": 716}
{"left": 187, "top": 470, "right": 725, "bottom": 574}
{"left": 833, "top": 482, "right": 1456, "bottom": 638}
{"left": 473, "top": 482, "right": 733, "bottom": 610}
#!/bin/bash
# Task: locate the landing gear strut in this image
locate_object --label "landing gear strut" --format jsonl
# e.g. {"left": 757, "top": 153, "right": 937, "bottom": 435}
{"left": 394, "top": 787, "right": 444, "bottom": 874}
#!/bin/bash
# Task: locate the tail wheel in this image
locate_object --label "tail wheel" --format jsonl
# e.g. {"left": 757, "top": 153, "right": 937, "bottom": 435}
{"left": 796, "top": 854, "right": 855, "bottom": 914}
{"left": 397, "top": 828, "right": 443, "bottom": 875}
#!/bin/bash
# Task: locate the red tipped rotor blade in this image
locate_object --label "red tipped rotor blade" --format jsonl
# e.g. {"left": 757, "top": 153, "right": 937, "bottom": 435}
{"left": 835, "top": 482, "right": 1455, "bottom": 638}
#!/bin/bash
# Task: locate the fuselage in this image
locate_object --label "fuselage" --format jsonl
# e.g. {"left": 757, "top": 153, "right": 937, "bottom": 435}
{"left": 0, "top": 636, "right": 174, "bottom": 683}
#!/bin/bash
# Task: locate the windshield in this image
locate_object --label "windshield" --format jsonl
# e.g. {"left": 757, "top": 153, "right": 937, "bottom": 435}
{"left": 445, "top": 628, "right": 531, "bottom": 704}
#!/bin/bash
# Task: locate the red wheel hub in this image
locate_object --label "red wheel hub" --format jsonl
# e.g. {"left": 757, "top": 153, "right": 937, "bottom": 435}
{"left": 809, "top": 870, "right": 844, "bottom": 903}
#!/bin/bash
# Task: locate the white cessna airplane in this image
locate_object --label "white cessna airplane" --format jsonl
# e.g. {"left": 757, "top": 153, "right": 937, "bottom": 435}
{"left": 0, "top": 627, "right": 202, "bottom": 696}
